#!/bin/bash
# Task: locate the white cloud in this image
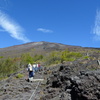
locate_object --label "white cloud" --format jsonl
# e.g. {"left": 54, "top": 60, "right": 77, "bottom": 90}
{"left": 93, "top": 9, "right": 100, "bottom": 40}
{"left": 37, "top": 28, "right": 53, "bottom": 33}
{"left": 0, "top": 11, "right": 31, "bottom": 43}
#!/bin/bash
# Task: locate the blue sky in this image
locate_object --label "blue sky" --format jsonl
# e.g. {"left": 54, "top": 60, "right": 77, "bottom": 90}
{"left": 0, "top": 0, "right": 100, "bottom": 48}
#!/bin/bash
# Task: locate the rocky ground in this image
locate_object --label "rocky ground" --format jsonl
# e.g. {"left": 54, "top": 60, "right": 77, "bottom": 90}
{"left": 40, "top": 59, "right": 100, "bottom": 100}
{"left": 0, "top": 59, "right": 100, "bottom": 100}
{"left": 0, "top": 69, "right": 45, "bottom": 100}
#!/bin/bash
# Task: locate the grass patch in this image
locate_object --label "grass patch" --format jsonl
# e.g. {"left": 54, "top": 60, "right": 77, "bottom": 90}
{"left": 15, "top": 73, "right": 24, "bottom": 78}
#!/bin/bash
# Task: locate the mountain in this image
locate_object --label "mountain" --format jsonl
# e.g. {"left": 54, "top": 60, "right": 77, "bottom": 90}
{"left": 0, "top": 41, "right": 100, "bottom": 100}
{"left": 0, "top": 41, "right": 98, "bottom": 58}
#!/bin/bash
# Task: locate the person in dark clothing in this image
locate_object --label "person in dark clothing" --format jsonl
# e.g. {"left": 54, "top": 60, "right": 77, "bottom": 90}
{"left": 27, "top": 63, "right": 34, "bottom": 78}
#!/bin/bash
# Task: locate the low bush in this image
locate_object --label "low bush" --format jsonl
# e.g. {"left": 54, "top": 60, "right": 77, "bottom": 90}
{"left": 15, "top": 73, "right": 24, "bottom": 78}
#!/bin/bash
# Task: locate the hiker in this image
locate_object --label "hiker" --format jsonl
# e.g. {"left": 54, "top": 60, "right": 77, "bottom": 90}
{"left": 34, "top": 63, "right": 38, "bottom": 72}
{"left": 32, "top": 64, "right": 36, "bottom": 75}
{"left": 32, "top": 63, "right": 37, "bottom": 74}
{"left": 37, "top": 63, "right": 41, "bottom": 71}
{"left": 27, "top": 63, "right": 34, "bottom": 78}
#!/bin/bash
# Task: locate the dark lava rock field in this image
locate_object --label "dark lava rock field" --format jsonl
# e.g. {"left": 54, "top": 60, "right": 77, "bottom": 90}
{"left": 0, "top": 59, "right": 100, "bottom": 100}
{"left": 40, "top": 59, "right": 100, "bottom": 100}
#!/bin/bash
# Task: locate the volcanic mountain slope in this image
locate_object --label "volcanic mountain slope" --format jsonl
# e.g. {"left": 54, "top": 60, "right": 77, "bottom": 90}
{"left": 0, "top": 58, "right": 100, "bottom": 100}
{"left": 0, "top": 41, "right": 98, "bottom": 58}
{"left": 0, "top": 42, "right": 100, "bottom": 100}
{"left": 0, "top": 41, "right": 80, "bottom": 57}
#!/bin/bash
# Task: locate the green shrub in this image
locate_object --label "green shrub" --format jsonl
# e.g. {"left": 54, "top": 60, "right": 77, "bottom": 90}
{"left": 0, "top": 57, "right": 19, "bottom": 78}
{"left": 20, "top": 53, "right": 44, "bottom": 66}
{"left": 61, "top": 51, "right": 82, "bottom": 62}
{"left": 15, "top": 73, "right": 24, "bottom": 78}
{"left": 44, "top": 51, "right": 61, "bottom": 65}
{"left": 83, "top": 56, "right": 90, "bottom": 59}
{"left": 44, "top": 50, "right": 83, "bottom": 66}
{"left": 21, "top": 53, "right": 33, "bottom": 63}
{"left": 0, "top": 56, "right": 3, "bottom": 59}
{"left": 33, "top": 54, "right": 43, "bottom": 62}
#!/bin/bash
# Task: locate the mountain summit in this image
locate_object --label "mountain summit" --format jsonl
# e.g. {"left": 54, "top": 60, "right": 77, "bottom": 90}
{"left": 0, "top": 41, "right": 83, "bottom": 58}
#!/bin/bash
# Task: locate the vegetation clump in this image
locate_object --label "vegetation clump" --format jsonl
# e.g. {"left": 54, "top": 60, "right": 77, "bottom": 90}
{"left": 44, "top": 50, "right": 83, "bottom": 65}
{"left": 15, "top": 73, "right": 24, "bottom": 78}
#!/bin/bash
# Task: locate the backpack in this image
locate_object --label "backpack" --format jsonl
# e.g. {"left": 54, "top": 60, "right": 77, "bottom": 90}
{"left": 29, "top": 66, "right": 33, "bottom": 71}
{"left": 38, "top": 64, "right": 41, "bottom": 67}
{"left": 28, "top": 64, "right": 33, "bottom": 71}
